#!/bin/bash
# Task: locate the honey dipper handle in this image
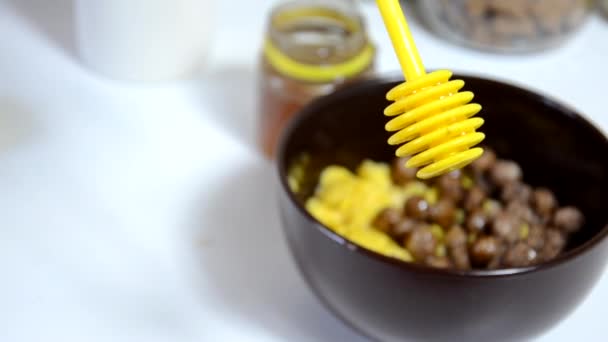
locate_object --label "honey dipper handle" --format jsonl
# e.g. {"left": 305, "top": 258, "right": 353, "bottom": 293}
{"left": 376, "top": 0, "right": 426, "bottom": 81}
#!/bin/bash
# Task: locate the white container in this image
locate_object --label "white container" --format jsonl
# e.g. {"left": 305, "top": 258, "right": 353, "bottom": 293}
{"left": 75, "top": 0, "right": 214, "bottom": 81}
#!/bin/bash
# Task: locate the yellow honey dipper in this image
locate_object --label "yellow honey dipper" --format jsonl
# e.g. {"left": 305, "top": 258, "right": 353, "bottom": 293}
{"left": 376, "top": 0, "right": 485, "bottom": 179}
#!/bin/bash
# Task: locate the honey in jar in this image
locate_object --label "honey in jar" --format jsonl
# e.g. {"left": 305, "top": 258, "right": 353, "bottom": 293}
{"left": 258, "top": 0, "right": 376, "bottom": 158}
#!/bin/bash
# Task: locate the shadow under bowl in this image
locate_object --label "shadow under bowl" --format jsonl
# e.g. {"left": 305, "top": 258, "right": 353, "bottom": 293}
{"left": 276, "top": 75, "right": 608, "bottom": 341}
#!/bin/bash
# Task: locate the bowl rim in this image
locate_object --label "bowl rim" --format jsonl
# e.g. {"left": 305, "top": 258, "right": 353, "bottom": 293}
{"left": 276, "top": 73, "right": 608, "bottom": 278}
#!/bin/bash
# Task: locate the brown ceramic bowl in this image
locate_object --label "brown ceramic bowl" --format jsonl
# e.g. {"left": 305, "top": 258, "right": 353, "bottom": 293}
{"left": 276, "top": 75, "right": 608, "bottom": 341}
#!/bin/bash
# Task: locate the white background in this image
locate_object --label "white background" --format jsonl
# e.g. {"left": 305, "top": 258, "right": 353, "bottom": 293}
{"left": 0, "top": 0, "right": 606, "bottom": 341}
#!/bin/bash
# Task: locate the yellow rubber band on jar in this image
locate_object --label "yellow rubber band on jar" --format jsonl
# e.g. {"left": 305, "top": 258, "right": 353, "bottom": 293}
{"left": 264, "top": 39, "right": 375, "bottom": 83}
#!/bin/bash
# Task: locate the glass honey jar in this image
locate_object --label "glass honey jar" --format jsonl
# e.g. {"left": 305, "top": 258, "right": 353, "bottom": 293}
{"left": 258, "top": 0, "right": 376, "bottom": 158}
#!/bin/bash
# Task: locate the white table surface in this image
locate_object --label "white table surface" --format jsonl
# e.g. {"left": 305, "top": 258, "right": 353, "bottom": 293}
{"left": 0, "top": 0, "right": 606, "bottom": 341}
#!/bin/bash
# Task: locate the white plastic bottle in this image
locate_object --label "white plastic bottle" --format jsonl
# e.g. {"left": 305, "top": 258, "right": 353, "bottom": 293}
{"left": 75, "top": 0, "right": 214, "bottom": 81}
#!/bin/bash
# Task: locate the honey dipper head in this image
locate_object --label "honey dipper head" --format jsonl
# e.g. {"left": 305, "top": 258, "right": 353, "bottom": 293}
{"left": 384, "top": 70, "right": 485, "bottom": 179}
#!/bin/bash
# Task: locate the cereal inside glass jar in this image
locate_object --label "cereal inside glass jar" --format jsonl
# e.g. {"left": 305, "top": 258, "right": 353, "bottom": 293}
{"left": 417, "top": 0, "right": 593, "bottom": 53}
